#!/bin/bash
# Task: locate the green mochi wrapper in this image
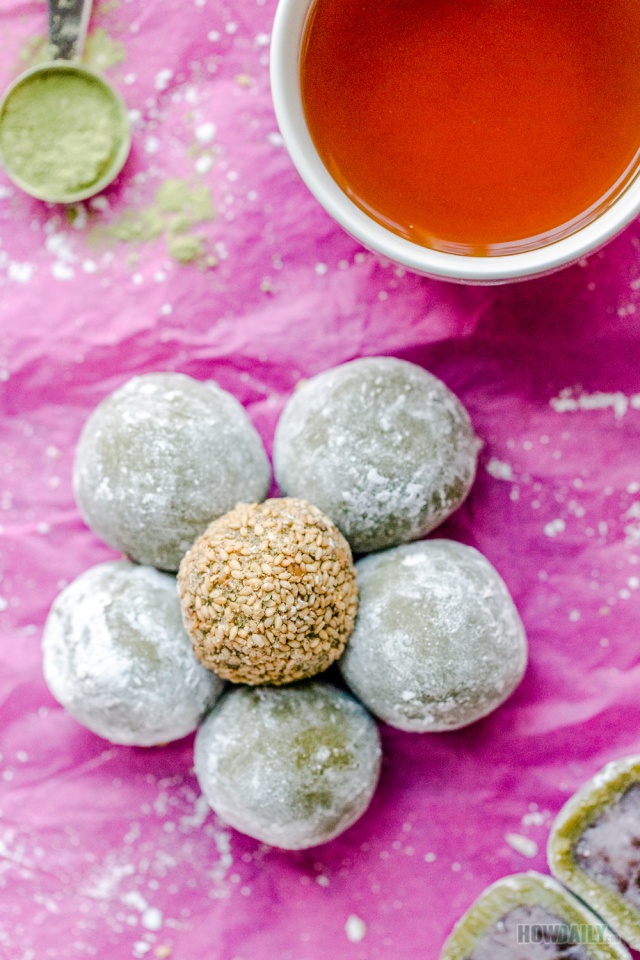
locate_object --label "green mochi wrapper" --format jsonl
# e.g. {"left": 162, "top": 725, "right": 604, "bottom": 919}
{"left": 440, "top": 871, "right": 630, "bottom": 960}
{"left": 548, "top": 755, "right": 640, "bottom": 949}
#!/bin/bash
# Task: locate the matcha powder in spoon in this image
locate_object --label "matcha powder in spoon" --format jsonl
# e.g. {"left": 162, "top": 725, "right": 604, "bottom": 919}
{"left": 0, "top": 65, "right": 128, "bottom": 202}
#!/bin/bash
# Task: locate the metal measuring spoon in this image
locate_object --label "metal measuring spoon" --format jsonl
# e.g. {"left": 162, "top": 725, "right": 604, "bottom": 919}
{"left": 49, "top": 0, "right": 94, "bottom": 62}
{"left": 0, "top": 0, "right": 131, "bottom": 203}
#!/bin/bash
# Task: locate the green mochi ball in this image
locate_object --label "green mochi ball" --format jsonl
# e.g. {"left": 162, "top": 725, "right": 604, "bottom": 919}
{"left": 340, "top": 539, "right": 528, "bottom": 732}
{"left": 74, "top": 372, "right": 271, "bottom": 571}
{"left": 273, "top": 357, "right": 480, "bottom": 553}
{"left": 42, "top": 560, "right": 223, "bottom": 746}
{"left": 194, "top": 683, "right": 382, "bottom": 849}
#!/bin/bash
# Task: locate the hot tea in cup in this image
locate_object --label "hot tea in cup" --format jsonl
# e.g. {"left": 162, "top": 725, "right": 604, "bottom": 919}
{"left": 300, "top": 0, "right": 640, "bottom": 257}
{"left": 271, "top": 0, "right": 640, "bottom": 281}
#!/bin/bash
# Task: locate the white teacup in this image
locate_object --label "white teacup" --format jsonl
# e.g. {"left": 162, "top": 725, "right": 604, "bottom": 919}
{"left": 270, "top": 0, "right": 640, "bottom": 284}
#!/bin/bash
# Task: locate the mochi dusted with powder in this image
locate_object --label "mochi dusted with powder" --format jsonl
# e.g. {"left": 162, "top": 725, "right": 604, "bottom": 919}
{"left": 273, "top": 357, "right": 480, "bottom": 554}
{"left": 73, "top": 372, "right": 271, "bottom": 571}
{"left": 42, "top": 560, "right": 223, "bottom": 746}
{"left": 194, "top": 682, "right": 382, "bottom": 850}
{"left": 339, "top": 539, "right": 528, "bottom": 732}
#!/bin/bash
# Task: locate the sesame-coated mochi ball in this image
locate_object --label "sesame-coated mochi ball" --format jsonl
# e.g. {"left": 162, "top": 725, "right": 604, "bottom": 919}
{"left": 273, "top": 357, "right": 481, "bottom": 554}
{"left": 340, "top": 540, "right": 527, "bottom": 732}
{"left": 73, "top": 372, "right": 271, "bottom": 571}
{"left": 178, "top": 498, "right": 358, "bottom": 685}
{"left": 42, "top": 561, "right": 223, "bottom": 746}
{"left": 194, "top": 683, "right": 382, "bottom": 849}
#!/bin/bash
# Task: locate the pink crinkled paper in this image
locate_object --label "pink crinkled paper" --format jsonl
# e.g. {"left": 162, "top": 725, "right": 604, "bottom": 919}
{"left": 3, "top": 1, "right": 640, "bottom": 958}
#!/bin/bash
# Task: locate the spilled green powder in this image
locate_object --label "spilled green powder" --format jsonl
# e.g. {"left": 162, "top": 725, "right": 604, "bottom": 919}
{"left": 18, "top": 36, "right": 51, "bottom": 71}
{"left": 83, "top": 29, "right": 126, "bottom": 72}
{"left": 106, "top": 179, "right": 215, "bottom": 264}
{"left": 96, "top": 0, "right": 121, "bottom": 16}
{"left": 167, "top": 234, "right": 206, "bottom": 264}
{"left": 0, "top": 69, "right": 126, "bottom": 199}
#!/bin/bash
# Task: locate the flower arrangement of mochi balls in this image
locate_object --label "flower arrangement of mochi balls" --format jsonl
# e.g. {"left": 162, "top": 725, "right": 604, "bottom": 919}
{"left": 42, "top": 358, "right": 528, "bottom": 850}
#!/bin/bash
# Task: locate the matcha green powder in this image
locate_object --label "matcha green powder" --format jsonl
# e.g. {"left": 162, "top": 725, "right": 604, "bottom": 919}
{"left": 0, "top": 68, "right": 125, "bottom": 200}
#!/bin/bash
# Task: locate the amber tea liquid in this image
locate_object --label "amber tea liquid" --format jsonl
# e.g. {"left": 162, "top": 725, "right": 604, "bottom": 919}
{"left": 300, "top": 0, "right": 640, "bottom": 255}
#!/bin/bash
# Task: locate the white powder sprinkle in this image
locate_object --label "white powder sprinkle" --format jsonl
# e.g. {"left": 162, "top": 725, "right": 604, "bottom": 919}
{"left": 7, "top": 262, "right": 34, "bottom": 283}
{"left": 551, "top": 387, "right": 640, "bottom": 420}
{"left": 155, "top": 69, "right": 173, "bottom": 91}
{"left": 122, "top": 890, "right": 147, "bottom": 912}
{"left": 522, "top": 811, "right": 546, "bottom": 827}
{"left": 196, "top": 122, "right": 217, "bottom": 144}
{"left": 486, "top": 458, "right": 513, "bottom": 481}
{"left": 626, "top": 503, "right": 640, "bottom": 520}
{"left": 345, "top": 915, "right": 367, "bottom": 942}
{"left": 51, "top": 262, "right": 74, "bottom": 281}
{"left": 141, "top": 906, "right": 163, "bottom": 931}
{"left": 505, "top": 833, "right": 539, "bottom": 858}
{"left": 544, "top": 518, "right": 565, "bottom": 538}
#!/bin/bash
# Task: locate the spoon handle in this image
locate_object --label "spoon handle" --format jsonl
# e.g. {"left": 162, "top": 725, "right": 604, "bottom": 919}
{"left": 48, "top": 0, "right": 94, "bottom": 61}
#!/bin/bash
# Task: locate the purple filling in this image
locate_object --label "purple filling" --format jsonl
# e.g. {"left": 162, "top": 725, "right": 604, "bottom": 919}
{"left": 574, "top": 782, "right": 640, "bottom": 911}
{"left": 467, "top": 905, "right": 594, "bottom": 960}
